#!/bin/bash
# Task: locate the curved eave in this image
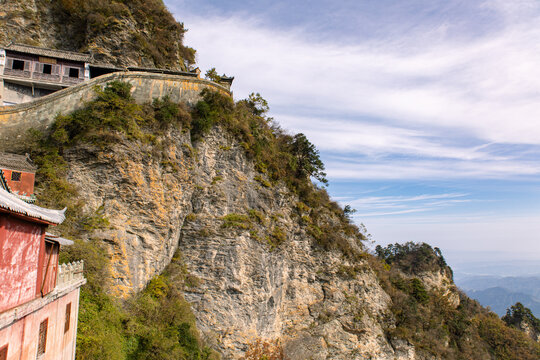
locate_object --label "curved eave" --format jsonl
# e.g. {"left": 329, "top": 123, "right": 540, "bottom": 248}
{"left": 0, "top": 189, "right": 65, "bottom": 225}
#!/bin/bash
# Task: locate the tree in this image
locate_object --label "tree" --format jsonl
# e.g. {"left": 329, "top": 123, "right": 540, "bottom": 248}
{"left": 204, "top": 67, "right": 221, "bottom": 82}
{"left": 502, "top": 302, "right": 540, "bottom": 334}
{"left": 289, "top": 133, "right": 328, "bottom": 185}
{"left": 245, "top": 92, "right": 269, "bottom": 116}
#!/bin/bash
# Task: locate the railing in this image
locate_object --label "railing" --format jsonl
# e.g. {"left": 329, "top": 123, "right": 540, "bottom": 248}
{"left": 56, "top": 261, "right": 84, "bottom": 288}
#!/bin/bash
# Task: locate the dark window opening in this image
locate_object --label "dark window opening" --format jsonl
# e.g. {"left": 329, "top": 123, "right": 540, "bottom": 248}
{"left": 43, "top": 64, "right": 52, "bottom": 74}
{"left": 64, "top": 303, "right": 71, "bottom": 333}
{"left": 11, "top": 171, "right": 21, "bottom": 181}
{"left": 68, "top": 68, "right": 79, "bottom": 78}
{"left": 0, "top": 345, "right": 8, "bottom": 360}
{"left": 12, "top": 59, "right": 25, "bottom": 71}
{"left": 37, "top": 319, "right": 48, "bottom": 356}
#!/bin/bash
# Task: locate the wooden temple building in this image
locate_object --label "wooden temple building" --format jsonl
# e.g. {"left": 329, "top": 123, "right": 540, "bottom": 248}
{"left": 0, "top": 43, "right": 234, "bottom": 106}
{"left": 0, "top": 155, "right": 85, "bottom": 359}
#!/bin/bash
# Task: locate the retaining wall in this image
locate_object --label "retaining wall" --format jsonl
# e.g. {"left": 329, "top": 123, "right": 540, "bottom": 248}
{"left": 0, "top": 72, "right": 231, "bottom": 151}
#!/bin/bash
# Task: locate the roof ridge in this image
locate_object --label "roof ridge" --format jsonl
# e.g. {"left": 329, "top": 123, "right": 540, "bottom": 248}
{"left": 6, "top": 43, "right": 90, "bottom": 56}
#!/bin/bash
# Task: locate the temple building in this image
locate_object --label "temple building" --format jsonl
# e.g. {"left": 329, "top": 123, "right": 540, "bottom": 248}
{"left": 0, "top": 43, "right": 91, "bottom": 105}
{"left": 0, "top": 175, "right": 85, "bottom": 359}
{"left": 0, "top": 43, "right": 234, "bottom": 106}
{"left": 0, "top": 153, "right": 37, "bottom": 203}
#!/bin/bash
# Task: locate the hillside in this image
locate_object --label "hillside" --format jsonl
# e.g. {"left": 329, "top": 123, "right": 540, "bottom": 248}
{"left": 0, "top": 0, "right": 195, "bottom": 70}
{"left": 13, "top": 82, "right": 538, "bottom": 359}
{"left": 1, "top": 2, "right": 540, "bottom": 359}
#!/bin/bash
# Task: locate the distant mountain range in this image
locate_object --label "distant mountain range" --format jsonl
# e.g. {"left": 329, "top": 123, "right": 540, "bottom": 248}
{"left": 455, "top": 275, "right": 540, "bottom": 317}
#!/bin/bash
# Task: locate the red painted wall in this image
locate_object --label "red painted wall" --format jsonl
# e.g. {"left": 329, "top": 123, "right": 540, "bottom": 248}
{"left": 0, "top": 214, "right": 45, "bottom": 313}
{"left": 0, "top": 287, "right": 81, "bottom": 360}
{"left": 1, "top": 169, "right": 35, "bottom": 196}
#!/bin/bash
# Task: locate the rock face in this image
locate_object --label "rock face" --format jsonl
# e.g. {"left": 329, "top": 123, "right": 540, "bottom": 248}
{"left": 62, "top": 125, "right": 458, "bottom": 359}
{"left": 0, "top": 0, "right": 194, "bottom": 70}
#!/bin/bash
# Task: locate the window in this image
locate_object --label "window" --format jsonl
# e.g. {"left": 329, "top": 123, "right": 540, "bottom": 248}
{"left": 43, "top": 64, "right": 52, "bottom": 74}
{"left": 11, "top": 171, "right": 21, "bottom": 181}
{"left": 12, "top": 59, "right": 25, "bottom": 70}
{"left": 68, "top": 68, "right": 79, "bottom": 78}
{"left": 37, "top": 319, "right": 48, "bottom": 357}
{"left": 64, "top": 303, "right": 71, "bottom": 333}
{"left": 0, "top": 345, "right": 7, "bottom": 360}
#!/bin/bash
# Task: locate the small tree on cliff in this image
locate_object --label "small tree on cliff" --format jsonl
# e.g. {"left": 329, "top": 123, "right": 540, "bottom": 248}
{"left": 289, "top": 133, "right": 328, "bottom": 186}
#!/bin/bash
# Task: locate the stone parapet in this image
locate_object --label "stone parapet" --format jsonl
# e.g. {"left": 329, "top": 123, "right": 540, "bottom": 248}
{"left": 57, "top": 261, "right": 85, "bottom": 289}
{"left": 0, "top": 71, "right": 232, "bottom": 152}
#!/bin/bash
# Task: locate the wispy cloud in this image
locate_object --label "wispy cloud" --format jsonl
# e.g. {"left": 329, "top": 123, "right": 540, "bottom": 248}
{"left": 343, "top": 193, "right": 469, "bottom": 216}
{"left": 166, "top": 0, "right": 540, "bottom": 260}
{"left": 172, "top": 2, "right": 540, "bottom": 181}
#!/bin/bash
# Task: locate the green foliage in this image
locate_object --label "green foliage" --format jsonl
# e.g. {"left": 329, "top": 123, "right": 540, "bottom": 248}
{"left": 476, "top": 313, "right": 540, "bottom": 360}
{"left": 375, "top": 242, "right": 450, "bottom": 275}
{"left": 269, "top": 226, "right": 287, "bottom": 248}
{"left": 61, "top": 241, "right": 215, "bottom": 360}
{"left": 221, "top": 213, "right": 251, "bottom": 230}
{"left": 289, "top": 133, "right": 328, "bottom": 186}
{"left": 50, "top": 0, "right": 195, "bottom": 69}
{"left": 502, "top": 302, "right": 540, "bottom": 334}
{"left": 254, "top": 175, "right": 272, "bottom": 188}
{"left": 152, "top": 96, "right": 192, "bottom": 129}
{"left": 204, "top": 68, "right": 224, "bottom": 82}
{"left": 191, "top": 90, "right": 365, "bottom": 256}
{"left": 48, "top": 81, "right": 191, "bottom": 148}
{"left": 239, "top": 93, "right": 269, "bottom": 117}
{"left": 248, "top": 209, "right": 266, "bottom": 225}
{"left": 409, "top": 278, "right": 429, "bottom": 304}
{"left": 367, "top": 244, "right": 540, "bottom": 359}
{"left": 125, "top": 255, "right": 217, "bottom": 360}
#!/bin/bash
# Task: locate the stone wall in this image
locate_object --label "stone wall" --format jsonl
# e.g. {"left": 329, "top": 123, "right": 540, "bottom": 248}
{"left": 0, "top": 71, "right": 231, "bottom": 152}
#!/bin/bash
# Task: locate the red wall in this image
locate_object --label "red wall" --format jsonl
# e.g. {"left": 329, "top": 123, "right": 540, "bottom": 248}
{"left": 0, "top": 288, "right": 81, "bottom": 360}
{"left": 0, "top": 215, "right": 45, "bottom": 313}
{"left": 1, "top": 169, "right": 35, "bottom": 196}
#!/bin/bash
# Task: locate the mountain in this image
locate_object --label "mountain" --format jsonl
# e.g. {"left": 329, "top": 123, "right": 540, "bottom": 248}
{"left": 467, "top": 287, "right": 540, "bottom": 317}
{"left": 0, "top": 0, "right": 195, "bottom": 70}
{"left": 455, "top": 275, "right": 540, "bottom": 317}
{"left": 457, "top": 275, "right": 540, "bottom": 298}
{"left": 1, "top": 2, "right": 539, "bottom": 359}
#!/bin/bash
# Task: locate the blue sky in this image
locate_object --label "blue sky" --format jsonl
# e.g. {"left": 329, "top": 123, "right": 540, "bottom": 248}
{"left": 165, "top": 0, "right": 540, "bottom": 268}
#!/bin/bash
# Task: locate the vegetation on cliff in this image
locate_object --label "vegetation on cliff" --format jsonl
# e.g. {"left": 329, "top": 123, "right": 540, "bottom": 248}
{"left": 25, "top": 81, "right": 364, "bottom": 359}
{"left": 0, "top": 0, "right": 195, "bottom": 70}
{"left": 28, "top": 82, "right": 214, "bottom": 360}
{"left": 373, "top": 243, "right": 540, "bottom": 359}
{"left": 22, "top": 81, "right": 540, "bottom": 359}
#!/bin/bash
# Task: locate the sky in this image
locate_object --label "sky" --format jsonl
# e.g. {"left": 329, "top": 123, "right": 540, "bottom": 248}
{"left": 164, "top": 0, "right": 540, "bottom": 271}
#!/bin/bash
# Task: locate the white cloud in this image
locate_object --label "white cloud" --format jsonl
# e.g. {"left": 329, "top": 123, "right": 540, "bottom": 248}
{"left": 166, "top": 1, "right": 540, "bottom": 261}
{"left": 178, "top": 7, "right": 540, "bottom": 143}
{"left": 168, "top": 3, "right": 540, "bottom": 181}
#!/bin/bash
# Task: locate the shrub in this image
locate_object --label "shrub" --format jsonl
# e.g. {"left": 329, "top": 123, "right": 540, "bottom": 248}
{"left": 221, "top": 213, "right": 251, "bottom": 230}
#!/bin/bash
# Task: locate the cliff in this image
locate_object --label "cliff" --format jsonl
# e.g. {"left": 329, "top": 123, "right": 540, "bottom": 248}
{"left": 0, "top": 0, "right": 195, "bottom": 70}
{"left": 14, "top": 83, "right": 538, "bottom": 359}
{"left": 1, "top": 2, "right": 539, "bottom": 359}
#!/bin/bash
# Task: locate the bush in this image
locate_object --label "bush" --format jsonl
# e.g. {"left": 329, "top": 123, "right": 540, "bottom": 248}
{"left": 375, "top": 242, "right": 450, "bottom": 275}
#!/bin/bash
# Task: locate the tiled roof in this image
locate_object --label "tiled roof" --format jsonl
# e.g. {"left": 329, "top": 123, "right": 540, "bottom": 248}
{"left": 0, "top": 152, "right": 37, "bottom": 172}
{"left": 0, "top": 188, "right": 66, "bottom": 224}
{"left": 45, "top": 232, "right": 73, "bottom": 246}
{"left": 4, "top": 43, "right": 92, "bottom": 62}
